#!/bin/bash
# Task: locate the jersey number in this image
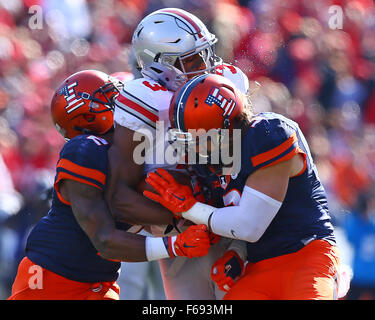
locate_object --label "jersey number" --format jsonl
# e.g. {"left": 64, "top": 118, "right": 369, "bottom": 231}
{"left": 215, "top": 64, "right": 237, "bottom": 75}
{"left": 142, "top": 81, "right": 167, "bottom": 92}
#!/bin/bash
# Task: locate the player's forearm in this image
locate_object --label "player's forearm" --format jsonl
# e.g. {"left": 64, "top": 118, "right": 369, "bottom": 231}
{"left": 110, "top": 183, "right": 174, "bottom": 225}
{"left": 182, "top": 186, "right": 282, "bottom": 242}
{"left": 96, "top": 228, "right": 183, "bottom": 262}
{"left": 69, "top": 196, "right": 144, "bottom": 261}
{"left": 72, "top": 192, "right": 170, "bottom": 262}
{"left": 96, "top": 229, "right": 148, "bottom": 262}
{"left": 182, "top": 202, "right": 261, "bottom": 242}
{"left": 87, "top": 205, "right": 163, "bottom": 262}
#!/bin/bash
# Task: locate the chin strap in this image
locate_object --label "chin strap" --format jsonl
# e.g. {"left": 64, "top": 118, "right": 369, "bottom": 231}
{"left": 73, "top": 126, "right": 114, "bottom": 136}
{"left": 223, "top": 115, "right": 230, "bottom": 129}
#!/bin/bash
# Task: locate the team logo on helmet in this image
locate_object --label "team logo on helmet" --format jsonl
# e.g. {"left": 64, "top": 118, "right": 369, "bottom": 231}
{"left": 59, "top": 81, "right": 85, "bottom": 114}
{"left": 205, "top": 87, "right": 236, "bottom": 117}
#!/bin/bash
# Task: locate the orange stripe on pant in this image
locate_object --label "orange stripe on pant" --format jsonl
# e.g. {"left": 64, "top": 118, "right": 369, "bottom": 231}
{"left": 223, "top": 240, "right": 340, "bottom": 300}
{"left": 8, "top": 257, "right": 120, "bottom": 300}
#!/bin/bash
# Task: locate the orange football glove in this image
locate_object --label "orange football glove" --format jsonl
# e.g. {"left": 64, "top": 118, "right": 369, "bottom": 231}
{"left": 144, "top": 168, "right": 197, "bottom": 215}
{"left": 211, "top": 250, "right": 244, "bottom": 292}
{"left": 165, "top": 224, "right": 211, "bottom": 258}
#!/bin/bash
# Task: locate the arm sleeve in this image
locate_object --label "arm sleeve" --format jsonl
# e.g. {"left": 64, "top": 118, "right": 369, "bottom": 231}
{"left": 210, "top": 186, "right": 282, "bottom": 242}
{"left": 182, "top": 186, "right": 282, "bottom": 242}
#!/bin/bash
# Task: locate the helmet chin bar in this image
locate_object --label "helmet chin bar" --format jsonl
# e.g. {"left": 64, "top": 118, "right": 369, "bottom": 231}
{"left": 73, "top": 125, "right": 114, "bottom": 136}
{"left": 73, "top": 126, "right": 98, "bottom": 137}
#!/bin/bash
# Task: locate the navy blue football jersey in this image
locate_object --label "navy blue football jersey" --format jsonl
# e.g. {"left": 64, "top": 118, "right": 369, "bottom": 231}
{"left": 194, "top": 112, "right": 335, "bottom": 263}
{"left": 26, "top": 134, "right": 121, "bottom": 283}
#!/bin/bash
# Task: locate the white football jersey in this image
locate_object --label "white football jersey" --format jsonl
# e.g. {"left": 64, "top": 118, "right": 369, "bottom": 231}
{"left": 114, "top": 63, "right": 249, "bottom": 174}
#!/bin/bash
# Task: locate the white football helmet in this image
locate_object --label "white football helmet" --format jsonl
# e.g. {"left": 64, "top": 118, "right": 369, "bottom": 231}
{"left": 132, "top": 8, "right": 222, "bottom": 91}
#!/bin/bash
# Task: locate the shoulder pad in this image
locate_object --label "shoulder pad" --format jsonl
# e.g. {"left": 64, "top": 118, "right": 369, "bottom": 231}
{"left": 114, "top": 77, "right": 173, "bottom": 130}
{"left": 58, "top": 135, "right": 109, "bottom": 179}
{"left": 244, "top": 113, "right": 299, "bottom": 170}
{"left": 54, "top": 135, "right": 109, "bottom": 204}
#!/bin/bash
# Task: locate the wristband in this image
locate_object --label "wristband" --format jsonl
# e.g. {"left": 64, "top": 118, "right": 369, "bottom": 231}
{"left": 145, "top": 237, "right": 170, "bottom": 261}
{"left": 166, "top": 236, "right": 178, "bottom": 257}
{"left": 182, "top": 202, "right": 216, "bottom": 226}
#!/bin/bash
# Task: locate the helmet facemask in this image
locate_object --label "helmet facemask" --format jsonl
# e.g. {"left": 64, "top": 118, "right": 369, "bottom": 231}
{"left": 152, "top": 39, "right": 222, "bottom": 91}
{"left": 169, "top": 126, "right": 231, "bottom": 169}
{"left": 69, "top": 77, "right": 123, "bottom": 139}
{"left": 77, "top": 77, "right": 123, "bottom": 114}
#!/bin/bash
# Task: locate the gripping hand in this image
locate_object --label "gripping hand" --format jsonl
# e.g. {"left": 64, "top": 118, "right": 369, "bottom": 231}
{"left": 165, "top": 224, "right": 211, "bottom": 258}
{"left": 144, "top": 168, "right": 197, "bottom": 215}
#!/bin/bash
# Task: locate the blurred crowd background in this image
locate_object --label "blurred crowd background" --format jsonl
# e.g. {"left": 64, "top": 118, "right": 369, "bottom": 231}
{"left": 0, "top": 0, "right": 374, "bottom": 300}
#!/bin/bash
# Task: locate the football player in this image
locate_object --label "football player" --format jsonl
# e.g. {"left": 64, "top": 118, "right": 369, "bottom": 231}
{"left": 8, "top": 70, "right": 212, "bottom": 300}
{"left": 144, "top": 74, "right": 342, "bottom": 300}
{"left": 108, "top": 8, "right": 250, "bottom": 300}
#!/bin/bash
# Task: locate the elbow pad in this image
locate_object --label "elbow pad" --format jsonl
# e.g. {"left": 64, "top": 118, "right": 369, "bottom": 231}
{"left": 210, "top": 186, "right": 282, "bottom": 242}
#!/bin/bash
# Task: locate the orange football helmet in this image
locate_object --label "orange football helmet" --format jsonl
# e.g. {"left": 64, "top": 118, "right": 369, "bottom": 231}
{"left": 169, "top": 74, "right": 245, "bottom": 143}
{"left": 51, "top": 70, "right": 122, "bottom": 140}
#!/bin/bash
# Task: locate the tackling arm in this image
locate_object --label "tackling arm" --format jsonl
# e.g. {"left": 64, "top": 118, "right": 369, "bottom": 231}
{"left": 60, "top": 179, "right": 211, "bottom": 262}
{"left": 60, "top": 178, "right": 147, "bottom": 262}
{"left": 145, "top": 154, "right": 304, "bottom": 242}
{"left": 188, "top": 155, "right": 304, "bottom": 241}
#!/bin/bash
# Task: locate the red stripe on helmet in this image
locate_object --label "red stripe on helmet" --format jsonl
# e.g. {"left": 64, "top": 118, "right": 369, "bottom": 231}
{"left": 161, "top": 8, "right": 203, "bottom": 38}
